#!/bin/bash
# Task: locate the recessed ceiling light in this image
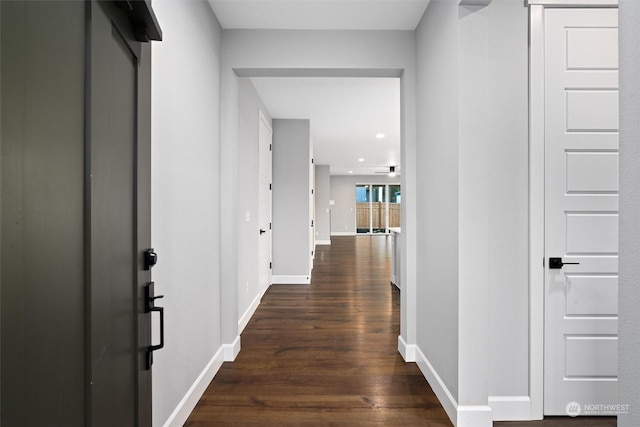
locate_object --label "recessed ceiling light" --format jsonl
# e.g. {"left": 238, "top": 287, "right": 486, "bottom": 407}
{"left": 358, "top": 158, "right": 365, "bottom": 162}
{"left": 376, "top": 133, "right": 385, "bottom": 139}
{"left": 348, "top": 170, "right": 354, "bottom": 174}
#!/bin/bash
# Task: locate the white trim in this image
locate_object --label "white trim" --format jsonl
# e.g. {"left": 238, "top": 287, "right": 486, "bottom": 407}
{"left": 271, "top": 274, "right": 311, "bottom": 285}
{"left": 260, "top": 282, "right": 270, "bottom": 299}
{"left": 397, "top": 335, "right": 415, "bottom": 362}
{"left": 330, "top": 231, "right": 356, "bottom": 236}
{"left": 259, "top": 109, "right": 272, "bottom": 134}
{"left": 459, "top": 0, "right": 491, "bottom": 6}
{"left": 528, "top": 3, "right": 545, "bottom": 420}
{"left": 161, "top": 347, "right": 225, "bottom": 427}
{"left": 414, "top": 345, "right": 494, "bottom": 426}
{"left": 223, "top": 335, "right": 241, "bottom": 361}
{"left": 457, "top": 406, "right": 493, "bottom": 427}
{"left": 527, "top": 0, "right": 617, "bottom": 5}
{"left": 315, "top": 239, "right": 331, "bottom": 245}
{"left": 238, "top": 291, "right": 261, "bottom": 334}
{"left": 390, "top": 274, "right": 397, "bottom": 285}
{"left": 488, "top": 396, "right": 532, "bottom": 421}
{"left": 415, "top": 345, "right": 458, "bottom": 425}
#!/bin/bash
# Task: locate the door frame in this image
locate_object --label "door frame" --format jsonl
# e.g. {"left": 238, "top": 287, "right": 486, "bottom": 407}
{"left": 258, "top": 109, "right": 273, "bottom": 297}
{"left": 223, "top": 68, "right": 415, "bottom": 364}
{"left": 528, "top": 0, "right": 618, "bottom": 419}
{"left": 86, "top": 2, "right": 161, "bottom": 425}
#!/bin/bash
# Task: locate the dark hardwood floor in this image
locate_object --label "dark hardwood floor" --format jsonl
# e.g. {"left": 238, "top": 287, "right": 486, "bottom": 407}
{"left": 185, "top": 235, "right": 616, "bottom": 427}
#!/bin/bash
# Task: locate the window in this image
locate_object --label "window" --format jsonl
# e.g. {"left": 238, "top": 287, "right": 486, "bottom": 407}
{"left": 355, "top": 184, "right": 401, "bottom": 234}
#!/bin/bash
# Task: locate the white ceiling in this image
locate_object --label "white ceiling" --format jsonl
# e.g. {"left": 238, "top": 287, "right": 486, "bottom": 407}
{"left": 250, "top": 77, "right": 400, "bottom": 176}
{"left": 209, "top": 0, "right": 426, "bottom": 175}
{"left": 208, "top": 0, "right": 431, "bottom": 31}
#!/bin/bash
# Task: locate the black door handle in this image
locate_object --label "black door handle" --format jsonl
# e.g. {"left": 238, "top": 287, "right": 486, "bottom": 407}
{"left": 146, "top": 306, "right": 164, "bottom": 370}
{"left": 145, "top": 282, "right": 165, "bottom": 370}
{"left": 260, "top": 229, "right": 266, "bottom": 235}
{"left": 549, "top": 257, "right": 580, "bottom": 269}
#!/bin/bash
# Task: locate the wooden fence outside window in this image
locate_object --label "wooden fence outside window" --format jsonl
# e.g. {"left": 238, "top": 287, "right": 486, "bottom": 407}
{"left": 356, "top": 202, "right": 401, "bottom": 231}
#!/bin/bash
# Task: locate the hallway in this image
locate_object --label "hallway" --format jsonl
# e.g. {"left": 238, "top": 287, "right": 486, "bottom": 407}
{"left": 186, "top": 236, "right": 451, "bottom": 425}
{"left": 185, "top": 236, "right": 617, "bottom": 426}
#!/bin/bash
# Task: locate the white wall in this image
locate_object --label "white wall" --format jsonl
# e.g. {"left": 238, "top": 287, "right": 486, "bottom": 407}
{"left": 415, "top": 0, "right": 528, "bottom": 423}
{"left": 619, "top": 2, "right": 640, "bottom": 426}
{"left": 314, "top": 165, "right": 331, "bottom": 243}
{"left": 237, "top": 78, "right": 272, "bottom": 327}
{"left": 485, "top": 0, "right": 529, "bottom": 401}
{"left": 330, "top": 175, "right": 401, "bottom": 235}
{"left": 415, "top": 0, "right": 461, "bottom": 405}
{"left": 457, "top": 4, "right": 491, "bottom": 410}
{"left": 151, "top": 1, "right": 223, "bottom": 426}
{"left": 272, "top": 119, "right": 312, "bottom": 281}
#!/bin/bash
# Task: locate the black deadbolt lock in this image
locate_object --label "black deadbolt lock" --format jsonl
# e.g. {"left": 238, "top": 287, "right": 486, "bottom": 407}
{"left": 144, "top": 249, "right": 158, "bottom": 270}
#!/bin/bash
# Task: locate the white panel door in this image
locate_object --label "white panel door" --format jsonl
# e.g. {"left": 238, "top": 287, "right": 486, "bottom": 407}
{"left": 544, "top": 8, "right": 618, "bottom": 415}
{"left": 258, "top": 112, "right": 273, "bottom": 294}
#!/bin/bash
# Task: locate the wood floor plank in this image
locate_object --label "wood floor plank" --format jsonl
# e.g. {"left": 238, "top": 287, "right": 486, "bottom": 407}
{"left": 185, "top": 236, "right": 616, "bottom": 427}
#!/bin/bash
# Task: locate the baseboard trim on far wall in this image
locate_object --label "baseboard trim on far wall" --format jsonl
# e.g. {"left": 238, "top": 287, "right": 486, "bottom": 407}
{"left": 315, "top": 239, "right": 331, "bottom": 245}
{"left": 488, "top": 396, "right": 532, "bottom": 421}
{"left": 330, "top": 231, "right": 356, "bottom": 236}
{"left": 272, "top": 275, "right": 311, "bottom": 285}
{"left": 162, "top": 347, "right": 225, "bottom": 427}
{"left": 238, "top": 292, "right": 262, "bottom": 334}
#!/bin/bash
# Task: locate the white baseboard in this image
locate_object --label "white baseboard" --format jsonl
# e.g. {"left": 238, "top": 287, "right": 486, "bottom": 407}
{"left": 457, "top": 405, "right": 493, "bottom": 427}
{"left": 489, "top": 396, "right": 532, "bottom": 421}
{"left": 415, "top": 345, "right": 458, "bottom": 425}
{"left": 414, "top": 345, "right": 494, "bottom": 427}
{"left": 331, "top": 231, "right": 356, "bottom": 236}
{"left": 238, "top": 292, "right": 262, "bottom": 334}
{"left": 316, "top": 239, "right": 331, "bottom": 245}
{"left": 162, "top": 347, "right": 224, "bottom": 427}
{"left": 272, "top": 274, "right": 311, "bottom": 284}
{"left": 260, "top": 283, "right": 270, "bottom": 299}
{"left": 223, "top": 335, "right": 241, "bottom": 361}
{"left": 397, "top": 335, "right": 416, "bottom": 362}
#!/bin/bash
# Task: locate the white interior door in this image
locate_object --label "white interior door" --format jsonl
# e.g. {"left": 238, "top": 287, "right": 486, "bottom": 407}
{"left": 310, "top": 148, "right": 315, "bottom": 267}
{"left": 258, "top": 111, "right": 273, "bottom": 294}
{"left": 544, "top": 8, "right": 619, "bottom": 415}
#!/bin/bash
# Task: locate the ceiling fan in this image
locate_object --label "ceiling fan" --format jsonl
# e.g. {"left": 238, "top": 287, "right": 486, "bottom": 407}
{"left": 374, "top": 166, "right": 400, "bottom": 177}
